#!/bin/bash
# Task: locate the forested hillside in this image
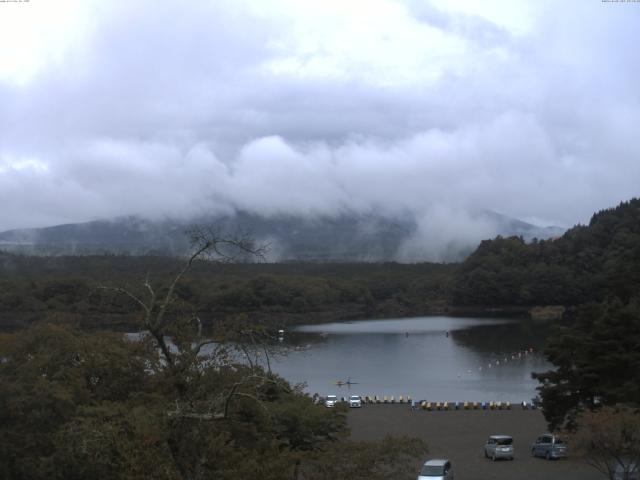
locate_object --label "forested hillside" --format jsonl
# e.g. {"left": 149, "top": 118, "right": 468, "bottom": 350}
{"left": 452, "top": 198, "right": 640, "bottom": 307}
{"left": 0, "top": 256, "right": 453, "bottom": 331}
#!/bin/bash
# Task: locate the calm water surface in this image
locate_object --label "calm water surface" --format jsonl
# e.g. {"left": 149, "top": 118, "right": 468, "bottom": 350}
{"left": 269, "top": 316, "right": 552, "bottom": 403}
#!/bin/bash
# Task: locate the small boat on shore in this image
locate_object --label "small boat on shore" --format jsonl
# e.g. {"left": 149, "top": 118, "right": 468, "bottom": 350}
{"left": 335, "top": 377, "right": 358, "bottom": 386}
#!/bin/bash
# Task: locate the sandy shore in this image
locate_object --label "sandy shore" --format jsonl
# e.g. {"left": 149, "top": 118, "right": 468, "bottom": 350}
{"left": 348, "top": 404, "right": 601, "bottom": 480}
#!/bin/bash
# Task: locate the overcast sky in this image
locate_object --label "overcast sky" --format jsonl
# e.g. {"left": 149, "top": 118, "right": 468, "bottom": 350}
{"left": 1, "top": 0, "right": 639, "bottom": 235}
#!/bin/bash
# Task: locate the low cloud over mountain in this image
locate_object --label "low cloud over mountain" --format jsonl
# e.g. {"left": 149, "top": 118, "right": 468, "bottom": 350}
{"left": 0, "top": 1, "right": 637, "bottom": 254}
{"left": 0, "top": 210, "right": 564, "bottom": 262}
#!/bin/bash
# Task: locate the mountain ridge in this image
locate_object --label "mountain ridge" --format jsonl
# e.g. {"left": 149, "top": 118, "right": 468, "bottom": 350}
{"left": 0, "top": 210, "right": 565, "bottom": 262}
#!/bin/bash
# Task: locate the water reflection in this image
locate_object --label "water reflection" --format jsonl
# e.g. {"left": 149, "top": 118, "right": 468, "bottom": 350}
{"left": 269, "top": 316, "right": 551, "bottom": 402}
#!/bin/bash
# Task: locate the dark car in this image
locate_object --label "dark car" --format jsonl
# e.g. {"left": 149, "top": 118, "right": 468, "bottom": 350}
{"left": 531, "top": 434, "right": 568, "bottom": 460}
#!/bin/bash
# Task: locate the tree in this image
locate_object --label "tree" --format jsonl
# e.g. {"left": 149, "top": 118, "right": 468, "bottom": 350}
{"left": 100, "top": 227, "right": 269, "bottom": 401}
{"left": 533, "top": 297, "right": 640, "bottom": 430}
{"left": 0, "top": 323, "right": 157, "bottom": 479}
{"left": 0, "top": 310, "right": 349, "bottom": 480}
{"left": 567, "top": 406, "right": 640, "bottom": 480}
{"left": 98, "top": 228, "right": 316, "bottom": 477}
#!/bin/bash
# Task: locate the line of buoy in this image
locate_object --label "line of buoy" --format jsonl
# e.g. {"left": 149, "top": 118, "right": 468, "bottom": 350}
{"left": 479, "top": 348, "right": 536, "bottom": 371}
{"left": 319, "top": 395, "right": 413, "bottom": 404}
{"left": 418, "top": 400, "right": 514, "bottom": 410}
{"left": 317, "top": 396, "right": 540, "bottom": 410}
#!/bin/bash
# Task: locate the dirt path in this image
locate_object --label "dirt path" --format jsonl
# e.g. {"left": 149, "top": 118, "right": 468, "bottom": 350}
{"left": 348, "top": 404, "right": 602, "bottom": 480}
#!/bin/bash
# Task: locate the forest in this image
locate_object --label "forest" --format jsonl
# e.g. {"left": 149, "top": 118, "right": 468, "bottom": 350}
{"left": 0, "top": 255, "right": 454, "bottom": 332}
{"left": 452, "top": 198, "right": 640, "bottom": 306}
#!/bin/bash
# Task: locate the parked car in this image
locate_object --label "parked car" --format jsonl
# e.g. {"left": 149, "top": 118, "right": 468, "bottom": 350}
{"left": 531, "top": 434, "right": 568, "bottom": 460}
{"left": 417, "top": 459, "right": 454, "bottom": 480}
{"left": 324, "top": 395, "right": 338, "bottom": 408}
{"left": 348, "top": 395, "right": 362, "bottom": 408}
{"left": 484, "top": 435, "right": 514, "bottom": 461}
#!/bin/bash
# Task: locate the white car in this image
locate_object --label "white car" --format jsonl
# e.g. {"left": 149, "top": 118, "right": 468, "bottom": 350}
{"left": 348, "top": 395, "right": 362, "bottom": 408}
{"left": 324, "top": 395, "right": 338, "bottom": 407}
{"left": 417, "top": 459, "right": 454, "bottom": 480}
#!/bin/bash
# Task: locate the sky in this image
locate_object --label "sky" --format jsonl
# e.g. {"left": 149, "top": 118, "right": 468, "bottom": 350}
{"left": 1, "top": 0, "right": 639, "bottom": 246}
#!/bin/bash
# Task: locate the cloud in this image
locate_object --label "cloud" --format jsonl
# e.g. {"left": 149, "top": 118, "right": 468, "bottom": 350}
{"left": 396, "top": 205, "right": 499, "bottom": 262}
{"left": 0, "top": 0, "right": 639, "bottom": 254}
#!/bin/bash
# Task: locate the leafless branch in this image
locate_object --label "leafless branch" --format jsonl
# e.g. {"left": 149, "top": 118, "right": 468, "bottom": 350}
{"left": 192, "top": 339, "right": 218, "bottom": 358}
{"left": 97, "top": 286, "right": 150, "bottom": 317}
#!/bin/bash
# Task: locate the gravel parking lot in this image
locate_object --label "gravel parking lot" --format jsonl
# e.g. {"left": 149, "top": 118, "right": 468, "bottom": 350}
{"left": 348, "top": 404, "right": 602, "bottom": 480}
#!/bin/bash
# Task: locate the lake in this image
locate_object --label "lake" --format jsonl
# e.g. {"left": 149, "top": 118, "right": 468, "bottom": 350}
{"left": 268, "top": 316, "right": 553, "bottom": 403}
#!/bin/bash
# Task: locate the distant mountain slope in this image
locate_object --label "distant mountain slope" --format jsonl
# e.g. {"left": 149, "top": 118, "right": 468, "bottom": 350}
{"left": 0, "top": 210, "right": 564, "bottom": 261}
{"left": 0, "top": 213, "right": 414, "bottom": 260}
{"left": 478, "top": 210, "right": 565, "bottom": 241}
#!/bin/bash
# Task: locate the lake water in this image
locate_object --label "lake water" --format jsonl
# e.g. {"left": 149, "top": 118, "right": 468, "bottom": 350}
{"left": 268, "top": 316, "right": 553, "bottom": 403}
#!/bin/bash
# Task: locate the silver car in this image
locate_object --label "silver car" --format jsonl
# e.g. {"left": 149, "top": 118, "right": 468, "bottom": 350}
{"left": 531, "top": 434, "right": 568, "bottom": 460}
{"left": 417, "top": 459, "right": 454, "bottom": 480}
{"left": 348, "top": 395, "right": 362, "bottom": 408}
{"left": 484, "top": 435, "right": 514, "bottom": 461}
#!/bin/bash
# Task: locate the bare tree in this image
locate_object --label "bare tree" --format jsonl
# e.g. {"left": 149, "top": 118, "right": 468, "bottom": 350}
{"left": 100, "top": 227, "right": 270, "bottom": 401}
{"left": 567, "top": 405, "right": 640, "bottom": 480}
